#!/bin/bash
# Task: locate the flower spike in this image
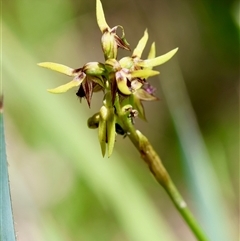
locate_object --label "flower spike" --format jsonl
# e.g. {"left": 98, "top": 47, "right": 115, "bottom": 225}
{"left": 38, "top": 0, "right": 179, "bottom": 156}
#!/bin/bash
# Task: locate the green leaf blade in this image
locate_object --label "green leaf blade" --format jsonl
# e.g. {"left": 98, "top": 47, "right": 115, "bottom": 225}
{"left": 0, "top": 96, "right": 16, "bottom": 241}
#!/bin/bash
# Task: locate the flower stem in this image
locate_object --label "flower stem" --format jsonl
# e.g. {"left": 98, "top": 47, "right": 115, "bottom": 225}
{"left": 115, "top": 95, "right": 209, "bottom": 241}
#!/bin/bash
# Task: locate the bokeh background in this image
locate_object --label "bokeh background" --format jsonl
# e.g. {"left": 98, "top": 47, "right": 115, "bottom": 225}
{"left": 2, "top": 0, "right": 239, "bottom": 240}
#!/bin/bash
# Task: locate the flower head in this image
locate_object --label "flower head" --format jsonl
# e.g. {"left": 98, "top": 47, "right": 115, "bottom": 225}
{"left": 38, "top": 0, "right": 178, "bottom": 156}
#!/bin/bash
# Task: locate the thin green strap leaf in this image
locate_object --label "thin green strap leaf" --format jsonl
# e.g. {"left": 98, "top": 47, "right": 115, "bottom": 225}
{"left": 37, "top": 62, "right": 75, "bottom": 76}
{"left": 132, "top": 29, "right": 148, "bottom": 58}
{"left": 0, "top": 96, "right": 16, "bottom": 241}
{"left": 96, "top": 0, "right": 109, "bottom": 32}
{"left": 138, "top": 48, "right": 178, "bottom": 68}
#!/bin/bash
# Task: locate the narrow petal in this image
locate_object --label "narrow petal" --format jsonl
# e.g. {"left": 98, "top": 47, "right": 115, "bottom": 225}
{"left": 148, "top": 42, "right": 156, "bottom": 59}
{"left": 47, "top": 78, "right": 83, "bottom": 94}
{"left": 38, "top": 62, "right": 74, "bottom": 76}
{"left": 131, "top": 69, "right": 159, "bottom": 79}
{"left": 132, "top": 29, "right": 148, "bottom": 58}
{"left": 116, "top": 71, "right": 132, "bottom": 95}
{"left": 96, "top": 0, "right": 109, "bottom": 32}
{"left": 98, "top": 105, "right": 108, "bottom": 157}
{"left": 107, "top": 107, "right": 116, "bottom": 157}
{"left": 137, "top": 48, "right": 178, "bottom": 68}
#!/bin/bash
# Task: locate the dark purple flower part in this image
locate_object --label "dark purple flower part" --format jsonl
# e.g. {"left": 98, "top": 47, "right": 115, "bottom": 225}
{"left": 143, "top": 82, "right": 156, "bottom": 95}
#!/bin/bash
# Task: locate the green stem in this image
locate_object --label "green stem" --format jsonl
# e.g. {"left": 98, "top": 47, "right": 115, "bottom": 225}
{"left": 115, "top": 95, "right": 209, "bottom": 241}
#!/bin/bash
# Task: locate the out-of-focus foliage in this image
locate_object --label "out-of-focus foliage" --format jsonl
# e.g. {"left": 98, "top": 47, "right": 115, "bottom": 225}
{"left": 3, "top": 0, "right": 238, "bottom": 240}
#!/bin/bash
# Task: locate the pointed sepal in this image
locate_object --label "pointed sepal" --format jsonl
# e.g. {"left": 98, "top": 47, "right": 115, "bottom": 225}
{"left": 96, "top": 0, "right": 109, "bottom": 32}
{"left": 47, "top": 77, "right": 85, "bottom": 94}
{"left": 132, "top": 29, "right": 148, "bottom": 58}
{"left": 131, "top": 69, "right": 159, "bottom": 79}
{"left": 38, "top": 62, "right": 75, "bottom": 76}
{"left": 137, "top": 48, "right": 178, "bottom": 68}
{"left": 98, "top": 105, "right": 108, "bottom": 157}
{"left": 107, "top": 107, "right": 116, "bottom": 157}
{"left": 148, "top": 42, "right": 156, "bottom": 60}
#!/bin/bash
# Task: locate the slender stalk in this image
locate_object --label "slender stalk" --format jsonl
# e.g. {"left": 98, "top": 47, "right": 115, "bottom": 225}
{"left": 115, "top": 95, "right": 209, "bottom": 241}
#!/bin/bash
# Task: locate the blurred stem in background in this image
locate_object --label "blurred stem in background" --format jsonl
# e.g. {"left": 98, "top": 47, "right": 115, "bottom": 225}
{"left": 159, "top": 60, "right": 232, "bottom": 241}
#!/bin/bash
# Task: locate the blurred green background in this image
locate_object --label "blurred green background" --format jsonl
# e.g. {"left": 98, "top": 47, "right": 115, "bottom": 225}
{"left": 2, "top": 0, "right": 239, "bottom": 240}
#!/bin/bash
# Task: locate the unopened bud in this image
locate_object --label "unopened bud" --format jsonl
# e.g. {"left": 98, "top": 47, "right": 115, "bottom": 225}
{"left": 83, "top": 62, "right": 106, "bottom": 76}
{"left": 101, "top": 31, "right": 117, "bottom": 60}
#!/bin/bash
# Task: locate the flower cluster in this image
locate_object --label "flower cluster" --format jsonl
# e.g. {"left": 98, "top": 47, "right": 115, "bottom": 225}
{"left": 38, "top": 0, "right": 178, "bottom": 157}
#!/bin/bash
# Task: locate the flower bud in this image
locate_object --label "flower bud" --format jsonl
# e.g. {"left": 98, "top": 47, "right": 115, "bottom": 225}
{"left": 105, "top": 59, "right": 121, "bottom": 73}
{"left": 87, "top": 113, "right": 100, "bottom": 129}
{"left": 83, "top": 62, "right": 106, "bottom": 76}
{"left": 119, "top": 57, "right": 134, "bottom": 69}
{"left": 101, "top": 31, "right": 118, "bottom": 60}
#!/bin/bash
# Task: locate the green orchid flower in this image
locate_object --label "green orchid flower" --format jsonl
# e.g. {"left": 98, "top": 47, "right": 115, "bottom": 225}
{"left": 38, "top": 62, "right": 105, "bottom": 107}
{"left": 38, "top": 0, "right": 178, "bottom": 156}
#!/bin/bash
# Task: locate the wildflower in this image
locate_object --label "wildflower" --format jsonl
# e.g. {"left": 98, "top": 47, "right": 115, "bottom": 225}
{"left": 38, "top": 0, "right": 178, "bottom": 156}
{"left": 38, "top": 62, "right": 105, "bottom": 107}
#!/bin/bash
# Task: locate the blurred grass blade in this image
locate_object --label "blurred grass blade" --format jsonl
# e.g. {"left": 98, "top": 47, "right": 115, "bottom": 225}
{"left": 0, "top": 96, "right": 16, "bottom": 241}
{"left": 160, "top": 60, "right": 232, "bottom": 241}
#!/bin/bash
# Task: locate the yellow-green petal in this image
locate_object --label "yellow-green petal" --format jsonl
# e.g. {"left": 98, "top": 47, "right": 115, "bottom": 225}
{"left": 38, "top": 62, "right": 74, "bottom": 76}
{"left": 131, "top": 69, "right": 159, "bottom": 79}
{"left": 107, "top": 107, "right": 115, "bottom": 157}
{"left": 96, "top": 0, "right": 109, "bottom": 33}
{"left": 116, "top": 71, "right": 132, "bottom": 95}
{"left": 148, "top": 42, "right": 156, "bottom": 60}
{"left": 137, "top": 47, "right": 178, "bottom": 68}
{"left": 47, "top": 78, "right": 83, "bottom": 94}
{"left": 98, "top": 105, "right": 108, "bottom": 157}
{"left": 132, "top": 29, "right": 148, "bottom": 58}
